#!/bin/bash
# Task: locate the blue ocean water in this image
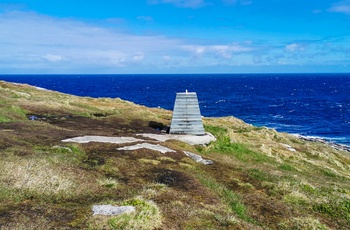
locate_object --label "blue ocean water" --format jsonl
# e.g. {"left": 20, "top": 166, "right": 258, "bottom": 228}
{"left": 1, "top": 73, "right": 350, "bottom": 146}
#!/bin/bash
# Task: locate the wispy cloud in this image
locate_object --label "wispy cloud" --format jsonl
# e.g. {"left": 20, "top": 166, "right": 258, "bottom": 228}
{"left": 0, "top": 9, "right": 348, "bottom": 73}
{"left": 183, "top": 43, "right": 253, "bottom": 59}
{"left": 285, "top": 43, "right": 305, "bottom": 52}
{"left": 0, "top": 11, "right": 182, "bottom": 72}
{"left": 147, "top": 0, "right": 206, "bottom": 8}
{"left": 328, "top": 0, "right": 350, "bottom": 14}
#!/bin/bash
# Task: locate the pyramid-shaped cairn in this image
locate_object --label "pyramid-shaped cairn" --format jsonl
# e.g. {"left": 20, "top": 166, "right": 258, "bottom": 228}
{"left": 170, "top": 91, "right": 205, "bottom": 135}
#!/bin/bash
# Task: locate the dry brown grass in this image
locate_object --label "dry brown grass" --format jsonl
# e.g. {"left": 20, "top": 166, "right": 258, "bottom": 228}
{"left": 0, "top": 155, "right": 99, "bottom": 201}
{"left": 1, "top": 80, "right": 350, "bottom": 229}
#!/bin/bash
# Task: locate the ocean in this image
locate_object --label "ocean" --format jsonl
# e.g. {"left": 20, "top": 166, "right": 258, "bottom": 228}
{"left": 1, "top": 73, "right": 350, "bottom": 146}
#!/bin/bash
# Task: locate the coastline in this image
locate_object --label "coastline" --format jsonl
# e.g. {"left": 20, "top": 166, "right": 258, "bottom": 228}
{"left": 293, "top": 134, "right": 350, "bottom": 152}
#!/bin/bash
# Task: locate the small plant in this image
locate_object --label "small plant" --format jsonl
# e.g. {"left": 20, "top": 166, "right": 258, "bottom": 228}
{"left": 283, "top": 190, "right": 309, "bottom": 205}
{"left": 313, "top": 200, "right": 350, "bottom": 220}
{"left": 97, "top": 178, "right": 119, "bottom": 188}
{"left": 108, "top": 197, "right": 162, "bottom": 230}
{"left": 247, "top": 168, "right": 269, "bottom": 181}
{"left": 278, "top": 163, "right": 296, "bottom": 171}
{"left": 320, "top": 169, "right": 337, "bottom": 178}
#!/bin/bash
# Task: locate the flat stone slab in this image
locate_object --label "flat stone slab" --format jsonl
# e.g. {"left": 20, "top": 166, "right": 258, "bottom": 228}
{"left": 117, "top": 143, "right": 176, "bottom": 154}
{"left": 62, "top": 136, "right": 144, "bottom": 144}
{"left": 92, "top": 205, "right": 135, "bottom": 216}
{"left": 137, "top": 132, "right": 216, "bottom": 145}
{"left": 184, "top": 151, "right": 214, "bottom": 165}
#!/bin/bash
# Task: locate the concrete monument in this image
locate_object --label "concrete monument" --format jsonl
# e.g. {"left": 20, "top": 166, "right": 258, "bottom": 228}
{"left": 170, "top": 90, "right": 205, "bottom": 135}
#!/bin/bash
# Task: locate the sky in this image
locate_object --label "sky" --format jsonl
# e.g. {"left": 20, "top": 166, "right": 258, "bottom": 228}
{"left": 0, "top": 0, "right": 350, "bottom": 74}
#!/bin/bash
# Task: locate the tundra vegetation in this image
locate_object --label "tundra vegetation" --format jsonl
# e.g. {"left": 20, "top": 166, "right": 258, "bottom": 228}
{"left": 0, "top": 80, "right": 349, "bottom": 229}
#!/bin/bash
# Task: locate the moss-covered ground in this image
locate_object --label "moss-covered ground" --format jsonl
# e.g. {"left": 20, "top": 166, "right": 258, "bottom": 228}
{"left": 0, "top": 81, "right": 349, "bottom": 229}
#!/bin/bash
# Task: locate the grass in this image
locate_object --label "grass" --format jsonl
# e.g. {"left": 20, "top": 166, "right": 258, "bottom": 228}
{"left": 313, "top": 200, "right": 350, "bottom": 220}
{"left": 1, "top": 81, "right": 350, "bottom": 229}
{"left": 278, "top": 217, "right": 330, "bottom": 230}
{"left": 196, "top": 174, "right": 252, "bottom": 223}
{"left": 0, "top": 157, "right": 79, "bottom": 201}
{"left": 278, "top": 163, "right": 296, "bottom": 171}
{"left": 0, "top": 105, "right": 27, "bottom": 122}
{"left": 203, "top": 125, "right": 271, "bottom": 163}
{"left": 107, "top": 197, "right": 162, "bottom": 230}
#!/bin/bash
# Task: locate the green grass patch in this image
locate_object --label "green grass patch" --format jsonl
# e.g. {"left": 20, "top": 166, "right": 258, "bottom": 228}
{"left": 278, "top": 163, "right": 296, "bottom": 172}
{"left": 313, "top": 200, "right": 350, "bottom": 220}
{"left": 301, "top": 184, "right": 316, "bottom": 194}
{"left": 0, "top": 105, "right": 27, "bottom": 122}
{"left": 203, "top": 125, "right": 270, "bottom": 163}
{"left": 107, "top": 197, "right": 162, "bottom": 230}
{"left": 208, "top": 136, "right": 269, "bottom": 162}
{"left": 204, "top": 125, "right": 228, "bottom": 138}
{"left": 247, "top": 168, "right": 270, "bottom": 181}
{"left": 196, "top": 174, "right": 253, "bottom": 223}
{"left": 320, "top": 169, "right": 337, "bottom": 178}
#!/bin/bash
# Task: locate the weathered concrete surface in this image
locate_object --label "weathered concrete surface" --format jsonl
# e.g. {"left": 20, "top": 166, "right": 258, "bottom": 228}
{"left": 92, "top": 205, "right": 135, "bottom": 216}
{"left": 170, "top": 91, "right": 205, "bottom": 135}
{"left": 137, "top": 132, "right": 216, "bottom": 146}
{"left": 117, "top": 143, "right": 176, "bottom": 154}
{"left": 62, "top": 136, "right": 143, "bottom": 144}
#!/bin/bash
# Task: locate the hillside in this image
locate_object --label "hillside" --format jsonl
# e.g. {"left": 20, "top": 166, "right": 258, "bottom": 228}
{"left": 0, "top": 80, "right": 349, "bottom": 229}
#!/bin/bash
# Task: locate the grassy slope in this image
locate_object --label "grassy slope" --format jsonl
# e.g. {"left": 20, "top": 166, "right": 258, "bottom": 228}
{"left": 0, "top": 80, "right": 349, "bottom": 229}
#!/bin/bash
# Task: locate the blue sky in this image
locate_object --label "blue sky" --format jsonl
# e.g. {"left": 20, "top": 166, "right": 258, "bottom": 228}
{"left": 0, "top": 0, "right": 350, "bottom": 74}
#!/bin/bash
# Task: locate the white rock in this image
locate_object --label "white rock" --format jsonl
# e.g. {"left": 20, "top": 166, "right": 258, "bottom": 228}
{"left": 62, "top": 136, "right": 143, "bottom": 144}
{"left": 184, "top": 151, "right": 214, "bottom": 165}
{"left": 137, "top": 132, "right": 216, "bottom": 146}
{"left": 117, "top": 143, "right": 175, "bottom": 154}
{"left": 92, "top": 205, "right": 135, "bottom": 216}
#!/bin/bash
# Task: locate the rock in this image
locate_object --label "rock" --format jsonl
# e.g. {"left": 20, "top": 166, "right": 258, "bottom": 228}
{"left": 92, "top": 205, "right": 135, "bottom": 216}
{"left": 117, "top": 143, "right": 176, "bottom": 154}
{"left": 137, "top": 132, "right": 216, "bottom": 146}
{"left": 293, "top": 134, "right": 350, "bottom": 153}
{"left": 183, "top": 151, "right": 214, "bottom": 165}
{"left": 280, "top": 143, "right": 297, "bottom": 152}
{"left": 61, "top": 136, "right": 144, "bottom": 144}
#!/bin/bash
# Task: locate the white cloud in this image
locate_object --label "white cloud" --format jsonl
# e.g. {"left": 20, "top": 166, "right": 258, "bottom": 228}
{"left": 132, "top": 54, "right": 145, "bottom": 62}
{"left": 0, "top": 10, "right": 348, "bottom": 73}
{"left": 285, "top": 43, "right": 305, "bottom": 52}
{"left": 183, "top": 43, "right": 253, "bottom": 59}
{"left": 0, "top": 11, "right": 183, "bottom": 72}
{"left": 328, "top": 1, "right": 350, "bottom": 14}
{"left": 42, "top": 54, "right": 65, "bottom": 62}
